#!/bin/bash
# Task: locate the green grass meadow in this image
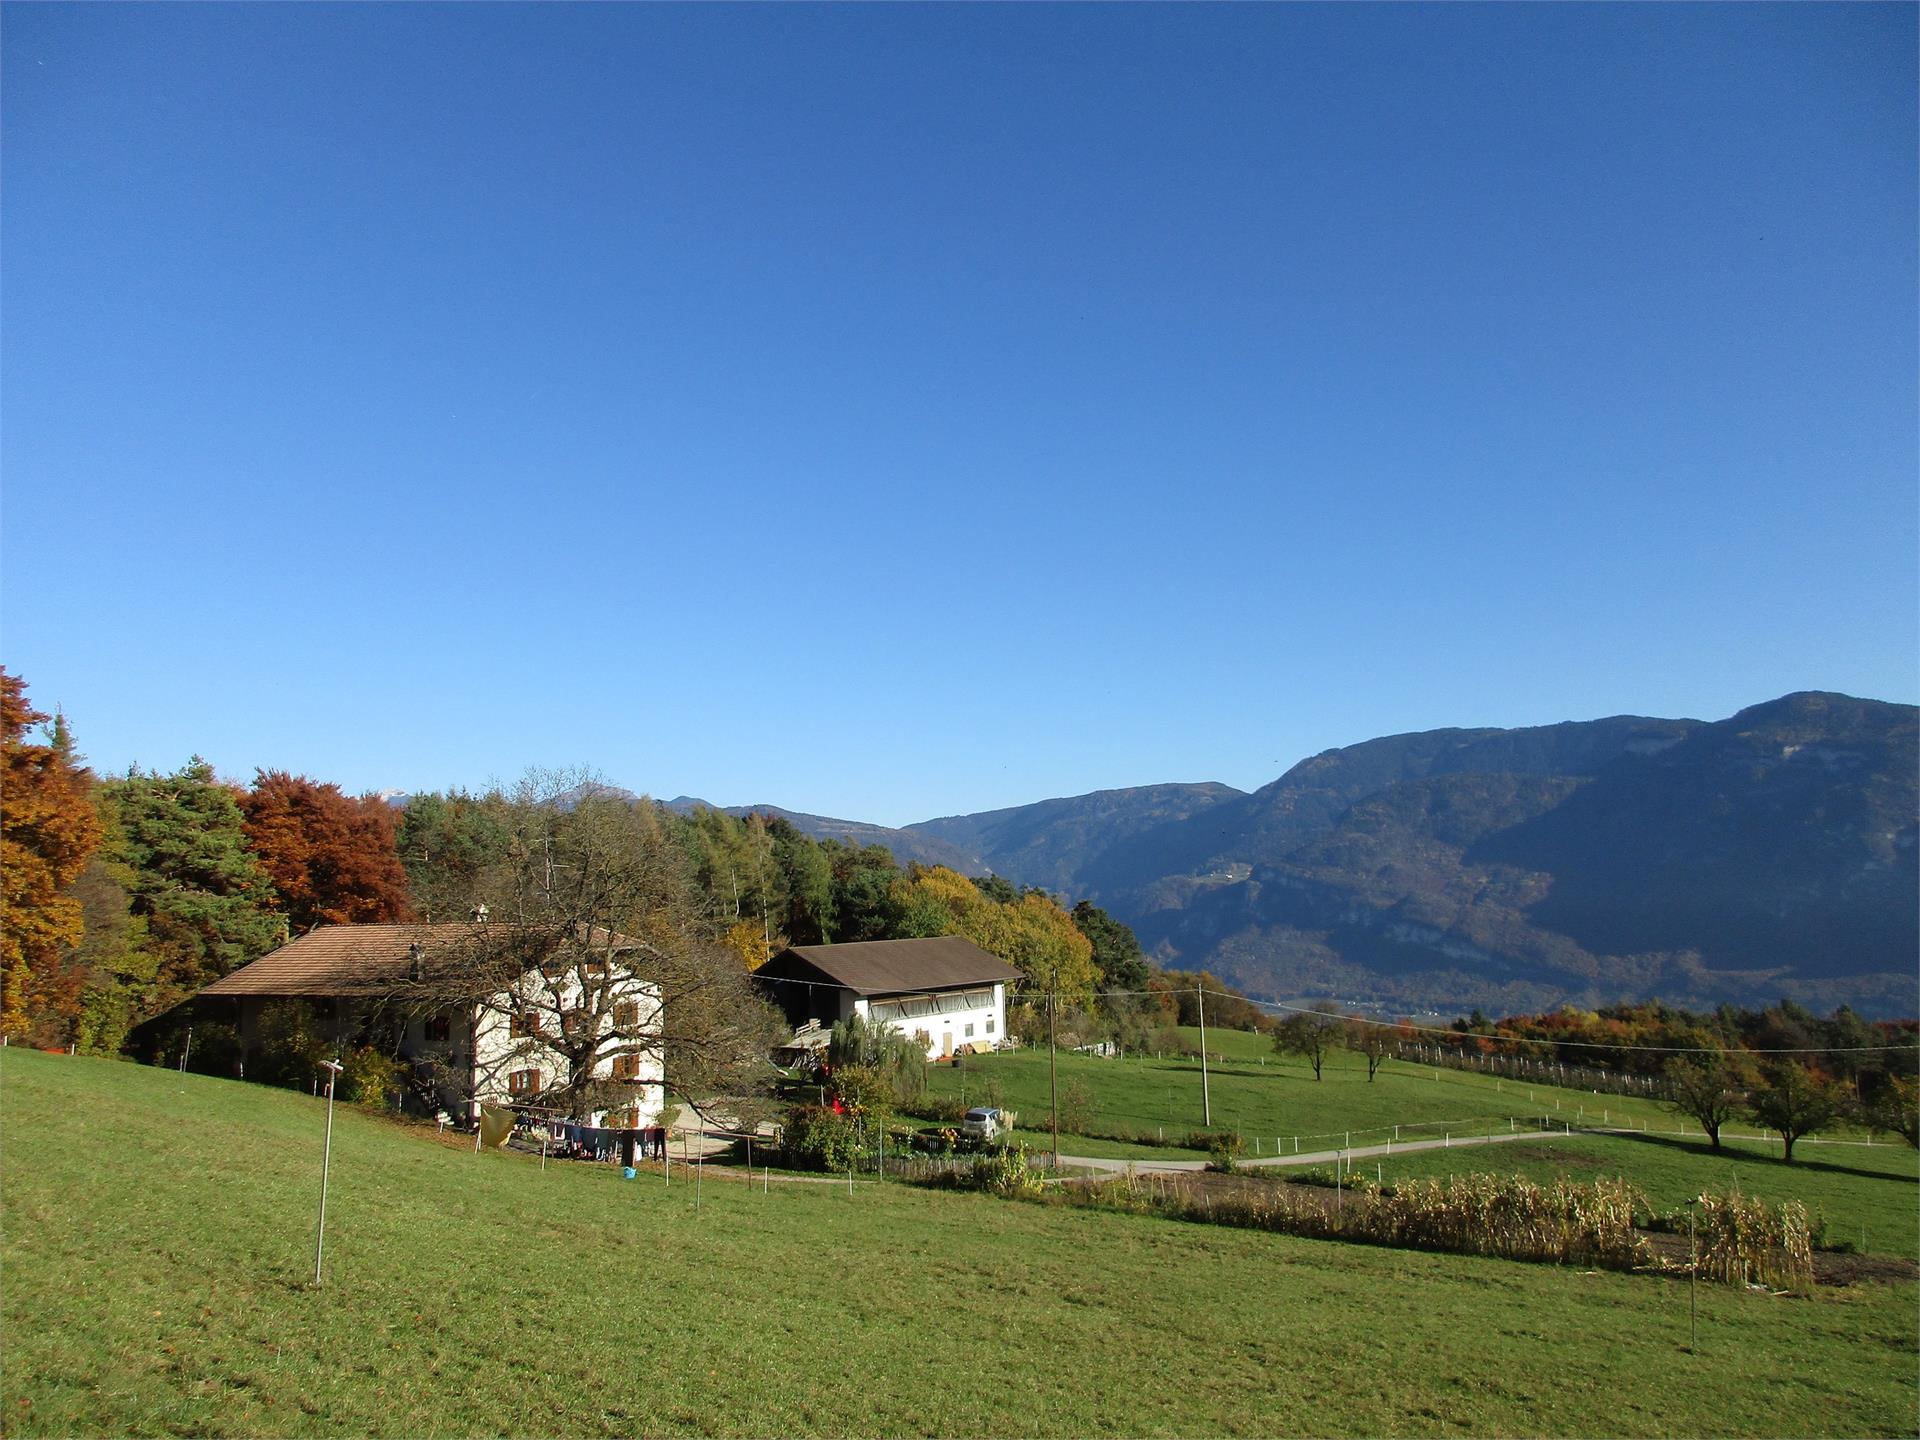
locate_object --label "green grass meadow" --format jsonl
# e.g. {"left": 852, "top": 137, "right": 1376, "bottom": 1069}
{"left": 927, "top": 1028, "right": 1708, "bottom": 1158}
{"left": 3, "top": 1049, "right": 1917, "bottom": 1437}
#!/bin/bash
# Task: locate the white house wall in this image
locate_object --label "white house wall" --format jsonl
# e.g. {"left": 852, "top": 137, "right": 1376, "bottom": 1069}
{"left": 470, "top": 969, "right": 664, "bottom": 1130}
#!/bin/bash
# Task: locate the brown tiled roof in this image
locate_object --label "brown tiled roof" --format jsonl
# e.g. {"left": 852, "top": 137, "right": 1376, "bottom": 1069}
{"left": 198, "top": 923, "right": 642, "bottom": 998}
{"left": 764, "top": 936, "right": 1020, "bottom": 996}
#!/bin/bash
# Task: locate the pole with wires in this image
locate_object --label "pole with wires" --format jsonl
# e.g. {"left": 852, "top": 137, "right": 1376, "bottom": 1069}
{"left": 1197, "top": 985, "right": 1212, "bottom": 1128}
{"left": 1048, "top": 965, "right": 1060, "bottom": 1169}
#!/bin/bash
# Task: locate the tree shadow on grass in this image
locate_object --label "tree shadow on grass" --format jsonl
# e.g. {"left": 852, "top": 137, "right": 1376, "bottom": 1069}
{"left": 1607, "top": 1129, "right": 1917, "bottom": 1186}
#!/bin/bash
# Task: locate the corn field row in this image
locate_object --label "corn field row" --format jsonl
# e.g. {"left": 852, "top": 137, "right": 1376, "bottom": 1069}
{"left": 1025, "top": 1169, "right": 1816, "bottom": 1289}
{"left": 1687, "top": 1190, "right": 1815, "bottom": 1292}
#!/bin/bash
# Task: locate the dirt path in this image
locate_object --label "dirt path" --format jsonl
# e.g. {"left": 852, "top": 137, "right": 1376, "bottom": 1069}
{"left": 1059, "top": 1127, "right": 1569, "bottom": 1175}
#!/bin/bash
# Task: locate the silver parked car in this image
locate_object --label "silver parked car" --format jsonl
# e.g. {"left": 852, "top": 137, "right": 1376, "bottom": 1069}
{"left": 960, "top": 1106, "right": 1003, "bottom": 1142}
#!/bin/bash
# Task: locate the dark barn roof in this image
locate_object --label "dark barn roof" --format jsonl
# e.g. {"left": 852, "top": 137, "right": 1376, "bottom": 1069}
{"left": 759, "top": 936, "right": 1020, "bottom": 997}
{"left": 199, "top": 922, "right": 642, "bottom": 998}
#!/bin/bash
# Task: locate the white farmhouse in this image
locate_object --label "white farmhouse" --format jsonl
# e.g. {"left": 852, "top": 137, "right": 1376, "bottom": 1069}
{"left": 198, "top": 922, "right": 665, "bottom": 1130}
{"left": 755, "top": 936, "right": 1020, "bottom": 1061}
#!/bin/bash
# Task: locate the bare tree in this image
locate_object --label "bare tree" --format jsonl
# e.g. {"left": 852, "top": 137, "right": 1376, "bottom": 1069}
{"left": 382, "top": 771, "right": 781, "bottom": 1126}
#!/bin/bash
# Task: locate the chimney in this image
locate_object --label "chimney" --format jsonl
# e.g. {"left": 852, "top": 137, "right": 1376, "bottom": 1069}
{"left": 408, "top": 942, "right": 425, "bottom": 981}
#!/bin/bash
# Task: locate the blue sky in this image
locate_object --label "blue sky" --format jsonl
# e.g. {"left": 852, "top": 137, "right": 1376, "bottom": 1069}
{"left": 3, "top": 4, "right": 1914, "bottom": 827}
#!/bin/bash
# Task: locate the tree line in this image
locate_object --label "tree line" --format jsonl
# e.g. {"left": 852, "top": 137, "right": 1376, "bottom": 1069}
{"left": 9, "top": 665, "right": 1910, "bottom": 1152}
{"left": 0, "top": 671, "right": 1189, "bottom": 1070}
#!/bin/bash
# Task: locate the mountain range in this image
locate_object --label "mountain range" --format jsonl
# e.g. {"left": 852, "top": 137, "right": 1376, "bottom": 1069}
{"left": 668, "top": 692, "right": 1917, "bottom": 1017}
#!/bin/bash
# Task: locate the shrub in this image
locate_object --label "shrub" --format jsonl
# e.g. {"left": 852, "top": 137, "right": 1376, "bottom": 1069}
{"left": 829, "top": 1063, "right": 896, "bottom": 1126}
{"left": 1203, "top": 1130, "right": 1245, "bottom": 1173}
{"left": 252, "top": 1000, "right": 330, "bottom": 1089}
{"left": 828, "top": 1014, "right": 926, "bottom": 1104}
{"left": 1184, "top": 1128, "right": 1239, "bottom": 1154}
{"left": 970, "top": 1147, "right": 1045, "bottom": 1198}
{"left": 1058, "top": 1078, "right": 1093, "bottom": 1134}
{"left": 780, "top": 1105, "right": 860, "bottom": 1172}
{"left": 340, "top": 1046, "right": 403, "bottom": 1108}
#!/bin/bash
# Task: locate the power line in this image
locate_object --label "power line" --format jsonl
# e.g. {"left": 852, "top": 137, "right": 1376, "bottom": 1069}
{"left": 755, "top": 967, "right": 1918, "bottom": 1056}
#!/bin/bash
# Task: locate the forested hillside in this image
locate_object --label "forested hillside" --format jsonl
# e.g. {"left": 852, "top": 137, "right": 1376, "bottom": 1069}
{"left": 0, "top": 671, "right": 1175, "bottom": 1062}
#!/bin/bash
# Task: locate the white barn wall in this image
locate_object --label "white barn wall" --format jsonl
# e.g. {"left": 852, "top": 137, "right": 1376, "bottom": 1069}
{"left": 857, "top": 982, "right": 1005, "bottom": 1060}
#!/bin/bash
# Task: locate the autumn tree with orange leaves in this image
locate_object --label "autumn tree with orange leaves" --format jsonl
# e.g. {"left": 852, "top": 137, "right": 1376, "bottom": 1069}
{"left": 1, "top": 672, "right": 104, "bottom": 1042}
{"left": 243, "top": 771, "right": 414, "bottom": 933}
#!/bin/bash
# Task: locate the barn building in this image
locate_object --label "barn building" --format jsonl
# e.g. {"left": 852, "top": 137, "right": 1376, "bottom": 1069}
{"left": 755, "top": 936, "right": 1020, "bottom": 1061}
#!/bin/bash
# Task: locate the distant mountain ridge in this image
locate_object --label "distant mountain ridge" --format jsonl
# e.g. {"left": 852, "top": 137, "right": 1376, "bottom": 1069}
{"left": 661, "top": 797, "right": 984, "bottom": 874}
{"left": 1059, "top": 693, "right": 1915, "bottom": 1016}
{"left": 906, "top": 782, "right": 1244, "bottom": 897}
{"left": 452, "top": 690, "right": 1916, "bottom": 1016}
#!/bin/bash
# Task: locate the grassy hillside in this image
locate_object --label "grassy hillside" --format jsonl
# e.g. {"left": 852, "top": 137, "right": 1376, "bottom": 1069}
{"left": 926, "top": 1028, "right": 1692, "bottom": 1156}
{"left": 4, "top": 1050, "right": 1915, "bottom": 1437}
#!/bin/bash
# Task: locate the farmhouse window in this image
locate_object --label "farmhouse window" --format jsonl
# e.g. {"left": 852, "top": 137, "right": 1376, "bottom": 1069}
{"left": 424, "top": 1015, "right": 451, "bottom": 1043}
{"left": 613, "top": 1000, "right": 641, "bottom": 1029}
{"left": 986, "top": 1017, "right": 995, "bottom": 1035}
{"left": 510, "top": 1012, "right": 541, "bottom": 1039}
{"left": 965, "top": 1023, "right": 975, "bottom": 1038}
{"left": 508, "top": 1069, "right": 541, "bottom": 1096}
{"left": 613, "top": 1054, "right": 641, "bottom": 1080}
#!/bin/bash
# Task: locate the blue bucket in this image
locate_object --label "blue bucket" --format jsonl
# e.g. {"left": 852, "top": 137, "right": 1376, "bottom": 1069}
{"left": 622, "top": 1166, "right": 637, "bottom": 1180}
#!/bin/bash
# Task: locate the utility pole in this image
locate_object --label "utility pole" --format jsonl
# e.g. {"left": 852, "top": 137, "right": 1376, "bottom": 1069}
{"left": 1048, "top": 966, "right": 1060, "bottom": 1168}
{"left": 1197, "top": 985, "right": 1212, "bottom": 1127}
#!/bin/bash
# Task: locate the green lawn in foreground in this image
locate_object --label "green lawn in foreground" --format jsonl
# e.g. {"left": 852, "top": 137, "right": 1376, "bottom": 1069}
{"left": 1332, "top": 1131, "right": 1920, "bottom": 1258}
{"left": 3, "top": 1049, "right": 1916, "bottom": 1437}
